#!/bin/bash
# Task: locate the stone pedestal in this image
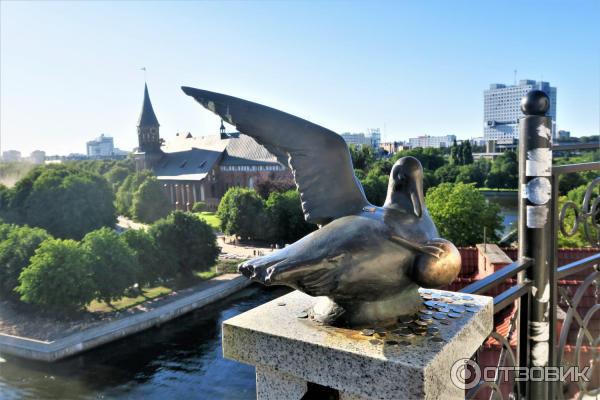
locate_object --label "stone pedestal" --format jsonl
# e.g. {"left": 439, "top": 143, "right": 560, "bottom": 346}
{"left": 223, "top": 289, "right": 493, "bottom": 400}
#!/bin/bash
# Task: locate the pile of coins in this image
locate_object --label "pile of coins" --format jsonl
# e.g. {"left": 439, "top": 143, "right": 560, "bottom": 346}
{"left": 357, "top": 290, "right": 481, "bottom": 348}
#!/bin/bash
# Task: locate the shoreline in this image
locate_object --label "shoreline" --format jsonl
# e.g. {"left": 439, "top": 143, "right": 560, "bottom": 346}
{"left": 0, "top": 274, "right": 251, "bottom": 362}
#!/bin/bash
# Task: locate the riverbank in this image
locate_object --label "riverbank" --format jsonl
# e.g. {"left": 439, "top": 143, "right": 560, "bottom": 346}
{"left": 0, "top": 274, "right": 251, "bottom": 362}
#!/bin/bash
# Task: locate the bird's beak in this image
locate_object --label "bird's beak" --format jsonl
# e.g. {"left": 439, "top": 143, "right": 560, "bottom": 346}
{"left": 409, "top": 178, "right": 424, "bottom": 218}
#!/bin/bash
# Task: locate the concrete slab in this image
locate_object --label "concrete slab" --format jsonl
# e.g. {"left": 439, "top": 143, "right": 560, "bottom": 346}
{"left": 223, "top": 289, "right": 493, "bottom": 400}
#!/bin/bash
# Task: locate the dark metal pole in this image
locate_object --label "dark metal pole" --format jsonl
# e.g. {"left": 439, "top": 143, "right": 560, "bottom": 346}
{"left": 518, "top": 90, "right": 553, "bottom": 400}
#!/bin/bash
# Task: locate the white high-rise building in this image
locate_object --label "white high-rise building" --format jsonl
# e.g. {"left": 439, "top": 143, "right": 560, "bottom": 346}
{"left": 408, "top": 135, "right": 456, "bottom": 149}
{"left": 340, "top": 129, "right": 381, "bottom": 149}
{"left": 484, "top": 80, "right": 557, "bottom": 141}
{"left": 86, "top": 134, "right": 115, "bottom": 157}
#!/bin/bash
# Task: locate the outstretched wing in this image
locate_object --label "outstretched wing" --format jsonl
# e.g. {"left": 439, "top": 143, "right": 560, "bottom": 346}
{"left": 181, "top": 87, "right": 370, "bottom": 225}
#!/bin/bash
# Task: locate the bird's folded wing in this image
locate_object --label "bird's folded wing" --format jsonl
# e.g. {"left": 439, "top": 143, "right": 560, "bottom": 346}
{"left": 182, "top": 87, "right": 370, "bottom": 225}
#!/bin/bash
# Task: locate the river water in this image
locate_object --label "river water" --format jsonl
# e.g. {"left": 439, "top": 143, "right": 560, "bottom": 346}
{"left": 482, "top": 191, "right": 518, "bottom": 236}
{"left": 0, "top": 285, "right": 290, "bottom": 400}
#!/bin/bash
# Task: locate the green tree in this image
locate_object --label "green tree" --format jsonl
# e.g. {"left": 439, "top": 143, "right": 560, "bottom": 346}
{"left": 434, "top": 164, "right": 460, "bottom": 184}
{"left": 0, "top": 225, "right": 51, "bottom": 299}
{"left": 217, "top": 187, "right": 266, "bottom": 240}
{"left": 0, "top": 222, "right": 13, "bottom": 242}
{"left": 558, "top": 183, "right": 599, "bottom": 248}
{"left": 265, "top": 190, "right": 316, "bottom": 243}
{"left": 393, "top": 148, "right": 445, "bottom": 171}
{"left": 121, "top": 228, "right": 173, "bottom": 286}
{"left": 82, "top": 228, "right": 139, "bottom": 305}
{"left": 361, "top": 173, "right": 389, "bottom": 206}
{"left": 349, "top": 145, "right": 376, "bottom": 171}
{"left": 450, "top": 140, "right": 460, "bottom": 165}
{"left": 115, "top": 171, "right": 153, "bottom": 216}
{"left": 422, "top": 171, "right": 439, "bottom": 192}
{"left": 16, "top": 238, "right": 95, "bottom": 313}
{"left": 149, "top": 211, "right": 219, "bottom": 277}
{"left": 12, "top": 165, "right": 116, "bottom": 239}
{"left": 131, "top": 177, "right": 172, "bottom": 223}
{"left": 461, "top": 141, "right": 474, "bottom": 165}
{"left": 485, "top": 151, "right": 518, "bottom": 189}
{"left": 368, "top": 158, "right": 394, "bottom": 177}
{"left": 104, "top": 165, "right": 131, "bottom": 191}
{"left": 426, "top": 182, "right": 503, "bottom": 246}
{"left": 455, "top": 159, "right": 490, "bottom": 187}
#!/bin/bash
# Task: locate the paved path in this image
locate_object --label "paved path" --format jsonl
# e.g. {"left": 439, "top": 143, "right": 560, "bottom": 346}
{"left": 217, "top": 236, "right": 276, "bottom": 260}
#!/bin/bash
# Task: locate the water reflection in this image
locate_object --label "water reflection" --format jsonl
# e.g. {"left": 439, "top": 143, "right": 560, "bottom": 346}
{"left": 0, "top": 285, "right": 290, "bottom": 400}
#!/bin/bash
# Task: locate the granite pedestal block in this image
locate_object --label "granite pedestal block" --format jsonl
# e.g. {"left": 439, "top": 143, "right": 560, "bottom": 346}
{"left": 223, "top": 289, "right": 493, "bottom": 400}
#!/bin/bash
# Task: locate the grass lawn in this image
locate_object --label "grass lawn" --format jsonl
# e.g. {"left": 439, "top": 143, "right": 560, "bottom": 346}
{"left": 87, "top": 286, "right": 172, "bottom": 313}
{"left": 197, "top": 212, "right": 221, "bottom": 230}
{"left": 86, "top": 261, "right": 240, "bottom": 313}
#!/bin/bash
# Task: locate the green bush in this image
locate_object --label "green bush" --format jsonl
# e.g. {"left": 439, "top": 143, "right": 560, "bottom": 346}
{"left": 149, "top": 211, "right": 219, "bottom": 277}
{"left": 131, "top": 177, "right": 172, "bottom": 223}
{"left": 426, "top": 182, "right": 503, "bottom": 246}
{"left": 0, "top": 225, "right": 51, "bottom": 299}
{"left": 217, "top": 187, "right": 266, "bottom": 240}
{"left": 82, "top": 228, "right": 139, "bottom": 305}
{"left": 16, "top": 238, "right": 95, "bottom": 313}
{"left": 192, "top": 202, "right": 207, "bottom": 213}
{"left": 558, "top": 184, "right": 599, "bottom": 248}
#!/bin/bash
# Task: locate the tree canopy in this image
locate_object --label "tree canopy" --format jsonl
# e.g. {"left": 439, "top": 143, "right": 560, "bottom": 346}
{"left": 5, "top": 165, "right": 116, "bottom": 239}
{"left": 82, "top": 228, "right": 139, "bottom": 304}
{"left": 426, "top": 182, "right": 503, "bottom": 246}
{"left": 16, "top": 238, "right": 96, "bottom": 313}
{"left": 485, "top": 151, "right": 518, "bottom": 189}
{"left": 265, "top": 190, "right": 316, "bottom": 243}
{"left": 217, "top": 187, "right": 267, "bottom": 239}
{"left": 131, "top": 177, "right": 172, "bottom": 223}
{"left": 149, "top": 211, "right": 219, "bottom": 277}
{"left": 115, "top": 170, "right": 154, "bottom": 216}
{"left": 0, "top": 224, "right": 51, "bottom": 299}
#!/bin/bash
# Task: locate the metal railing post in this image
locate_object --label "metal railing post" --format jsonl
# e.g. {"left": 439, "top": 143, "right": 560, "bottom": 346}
{"left": 518, "top": 90, "right": 554, "bottom": 399}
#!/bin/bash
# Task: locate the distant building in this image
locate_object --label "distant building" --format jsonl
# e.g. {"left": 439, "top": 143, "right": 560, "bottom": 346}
{"left": 366, "top": 128, "right": 381, "bottom": 148}
{"left": 2, "top": 150, "right": 21, "bottom": 162}
{"left": 558, "top": 130, "right": 571, "bottom": 140}
{"left": 29, "top": 150, "right": 46, "bottom": 164}
{"left": 86, "top": 134, "right": 115, "bottom": 157}
{"left": 469, "top": 137, "right": 487, "bottom": 147}
{"left": 340, "top": 129, "right": 381, "bottom": 149}
{"left": 484, "top": 80, "right": 557, "bottom": 141}
{"left": 379, "top": 141, "right": 409, "bottom": 155}
{"left": 340, "top": 132, "right": 371, "bottom": 147}
{"left": 408, "top": 135, "right": 456, "bottom": 149}
{"left": 134, "top": 83, "right": 291, "bottom": 211}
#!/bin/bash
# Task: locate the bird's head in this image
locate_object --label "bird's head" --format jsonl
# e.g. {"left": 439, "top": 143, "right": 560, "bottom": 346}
{"left": 383, "top": 156, "right": 425, "bottom": 217}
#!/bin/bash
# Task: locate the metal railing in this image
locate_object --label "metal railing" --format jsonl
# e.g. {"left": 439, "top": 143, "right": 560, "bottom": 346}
{"left": 460, "top": 91, "right": 599, "bottom": 400}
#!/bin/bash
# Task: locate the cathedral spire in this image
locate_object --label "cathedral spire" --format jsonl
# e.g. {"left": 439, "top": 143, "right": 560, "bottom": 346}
{"left": 137, "top": 83, "right": 161, "bottom": 155}
{"left": 138, "top": 83, "right": 160, "bottom": 128}
{"left": 220, "top": 119, "right": 228, "bottom": 139}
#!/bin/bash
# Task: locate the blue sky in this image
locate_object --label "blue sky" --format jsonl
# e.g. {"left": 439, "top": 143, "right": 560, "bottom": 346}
{"left": 1, "top": 1, "right": 599, "bottom": 155}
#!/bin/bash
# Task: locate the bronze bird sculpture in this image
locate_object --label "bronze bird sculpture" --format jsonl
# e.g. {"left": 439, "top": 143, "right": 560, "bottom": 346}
{"left": 182, "top": 87, "right": 461, "bottom": 326}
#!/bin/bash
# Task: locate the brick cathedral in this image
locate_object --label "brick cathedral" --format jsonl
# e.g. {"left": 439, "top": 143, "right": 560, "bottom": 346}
{"left": 134, "top": 84, "right": 292, "bottom": 210}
